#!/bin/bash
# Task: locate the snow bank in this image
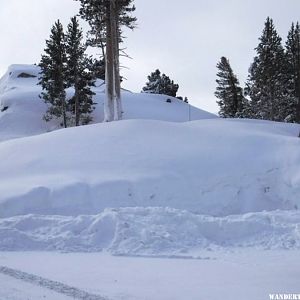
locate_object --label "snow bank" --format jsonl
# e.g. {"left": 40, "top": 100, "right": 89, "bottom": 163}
{"left": 0, "top": 64, "right": 216, "bottom": 142}
{"left": 0, "top": 118, "right": 299, "bottom": 218}
{"left": 0, "top": 208, "right": 299, "bottom": 253}
{"left": 0, "top": 64, "right": 300, "bottom": 254}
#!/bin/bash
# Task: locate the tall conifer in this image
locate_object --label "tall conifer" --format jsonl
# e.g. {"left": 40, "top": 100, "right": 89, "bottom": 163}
{"left": 39, "top": 20, "right": 68, "bottom": 128}
{"left": 246, "top": 17, "right": 288, "bottom": 121}
{"left": 65, "top": 16, "right": 95, "bottom": 126}
{"left": 285, "top": 22, "right": 300, "bottom": 123}
{"left": 215, "top": 57, "right": 248, "bottom": 118}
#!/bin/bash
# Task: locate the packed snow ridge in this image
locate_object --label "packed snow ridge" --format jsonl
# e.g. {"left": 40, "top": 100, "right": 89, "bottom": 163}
{"left": 0, "top": 64, "right": 299, "bottom": 254}
{"left": 0, "top": 208, "right": 299, "bottom": 253}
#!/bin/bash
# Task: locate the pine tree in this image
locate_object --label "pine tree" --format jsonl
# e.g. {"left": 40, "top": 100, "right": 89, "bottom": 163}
{"left": 142, "top": 69, "right": 161, "bottom": 93}
{"left": 285, "top": 22, "right": 300, "bottom": 123}
{"left": 39, "top": 20, "right": 68, "bottom": 128}
{"left": 245, "top": 17, "right": 288, "bottom": 121}
{"left": 142, "top": 69, "right": 179, "bottom": 97}
{"left": 65, "top": 16, "right": 95, "bottom": 126}
{"left": 88, "top": 57, "right": 105, "bottom": 81}
{"left": 215, "top": 57, "right": 247, "bottom": 118}
{"left": 75, "top": 0, "right": 136, "bottom": 122}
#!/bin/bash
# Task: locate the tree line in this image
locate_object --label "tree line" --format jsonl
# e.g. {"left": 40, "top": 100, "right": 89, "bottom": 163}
{"left": 215, "top": 17, "right": 300, "bottom": 125}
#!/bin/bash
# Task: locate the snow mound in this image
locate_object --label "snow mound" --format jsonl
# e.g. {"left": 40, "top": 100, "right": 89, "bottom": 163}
{"left": 0, "top": 64, "right": 216, "bottom": 142}
{"left": 0, "top": 65, "right": 300, "bottom": 254}
{"left": 0, "top": 208, "right": 299, "bottom": 253}
{"left": 0, "top": 65, "right": 50, "bottom": 141}
{"left": 0, "top": 118, "right": 299, "bottom": 218}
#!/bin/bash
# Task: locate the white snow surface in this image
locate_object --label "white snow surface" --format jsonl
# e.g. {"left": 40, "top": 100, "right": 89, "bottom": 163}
{"left": 0, "top": 273, "right": 75, "bottom": 300}
{"left": 0, "top": 64, "right": 300, "bottom": 254}
{"left": 0, "top": 116, "right": 299, "bottom": 219}
{"left": 1, "top": 251, "right": 299, "bottom": 300}
{"left": 0, "top": 64, "right": 216, "bottom": 142}
{"left": 0, "top": 208, "right": 300, "bottom": 253}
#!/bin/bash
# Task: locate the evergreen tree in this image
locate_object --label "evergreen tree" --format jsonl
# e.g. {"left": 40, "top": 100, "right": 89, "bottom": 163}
{"left": 215, "top": 57, "right": 248, "bottom": 118}
{"left": 142, "top": 69, "right": 179, "bottom": 97}
{"left": 39, "top": 20, "right": 68, "bottom": 128}
{"left": 65, "top": 16, "right": 95, "bottom": 126}
{"left": 142, "top": 69, "right": 161, "bottom": 93}
{"left": 245, "top": 17, "right": 288, "bottom": 121}
{"left": 285, "top": 22, "right": 300, "bottom": 123}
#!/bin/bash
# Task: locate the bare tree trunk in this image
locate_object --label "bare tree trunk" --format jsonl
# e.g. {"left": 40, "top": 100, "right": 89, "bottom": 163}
{"left": 58, "top": 61, "right": 67, "bottom": 128}
{"left": 104, "top": 1, "right": 115, "bottom": 122}
{"left": 109, "top": 0, "right": 122, "bottom": 121}
{"left": 62, "top": 96, "right": 67, "bottom": 128}
{"left": 110, "top": 0, "right": 122, "bottom": 120}
{"left": 97, "top": 31, "right": 106, "bottom": 61}
{"left": 113, "top": 16, "right": 122, "bottom": 120}
{"left": 103, "top": 0, "right": 123, "bottom": 122}
{"left": 74, "top": 76, "right": 80, "bottom": 126}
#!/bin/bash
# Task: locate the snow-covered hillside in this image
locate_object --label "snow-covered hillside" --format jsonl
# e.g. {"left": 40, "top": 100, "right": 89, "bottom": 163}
{"left": 0, "top": 64, "right": 299, "bottom": 255}
{"left": 0, "top": 64, "right": 216, "bottom": 142}
{"left": 0, "top": 64, "right": 300, "bottom": 300}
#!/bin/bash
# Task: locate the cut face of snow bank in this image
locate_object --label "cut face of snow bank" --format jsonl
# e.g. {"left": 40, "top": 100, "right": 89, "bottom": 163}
{"left": 0, "top": 118, "right": 299, "bottom": 218}
{"left": 0, "top": 208, "right": 299, "bottom": 253}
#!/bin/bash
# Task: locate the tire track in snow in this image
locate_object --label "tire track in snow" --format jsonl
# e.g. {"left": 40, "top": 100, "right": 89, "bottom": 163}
{"left": 0, "top": 266, "right": 110, "bottom": 300}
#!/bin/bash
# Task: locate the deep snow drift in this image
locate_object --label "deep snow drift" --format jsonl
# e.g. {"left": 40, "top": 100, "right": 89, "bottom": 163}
{"left": 0, "top": 118, "right": 299, "bottom": 218}
{"left": 0, "top": 64, "right": 300, "bottom": 255}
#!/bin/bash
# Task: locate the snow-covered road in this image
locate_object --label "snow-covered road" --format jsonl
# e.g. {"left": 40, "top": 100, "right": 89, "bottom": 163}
{"left": 0, "top": 251, "right": 299, "bottom": 300}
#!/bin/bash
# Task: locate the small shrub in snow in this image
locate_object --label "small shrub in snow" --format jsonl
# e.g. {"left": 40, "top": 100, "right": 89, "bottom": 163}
{"left": 142, "top": 69, "right": 179, "bottom": 97}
